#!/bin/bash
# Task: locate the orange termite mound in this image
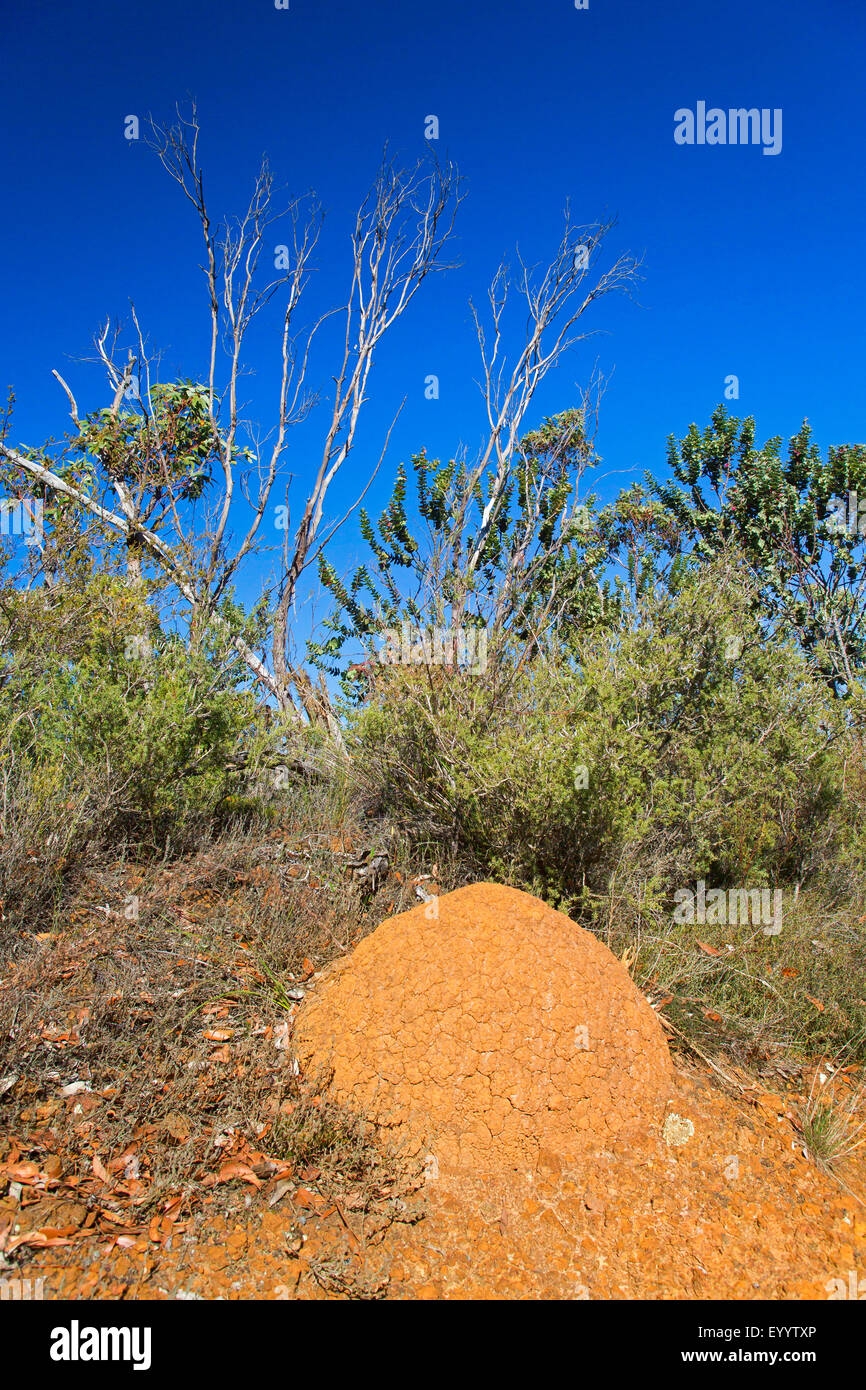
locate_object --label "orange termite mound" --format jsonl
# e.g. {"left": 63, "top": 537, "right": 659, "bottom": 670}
{"left": 293, "top": 882, "right": 673, "bottom": 1174}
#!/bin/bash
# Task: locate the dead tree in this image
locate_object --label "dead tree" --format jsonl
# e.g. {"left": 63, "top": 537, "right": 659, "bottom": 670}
{"left": 0, "top": 103, "right": 461, "bottom": 739}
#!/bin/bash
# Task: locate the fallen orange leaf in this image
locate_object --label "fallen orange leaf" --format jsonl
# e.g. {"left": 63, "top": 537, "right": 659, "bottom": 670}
{"left": 697, "top": 941, "right": 725, "bottom": 957}
{"left": 217, "top": 1162, "right": 262, "bottom": 1188}
{"left": 107, "top": 1143, "right": 138, "bottom": 1174}
{"left": 6, "top": 1226, "right": 77, "bottom": 1252}
{"left": 92, "top": 1155, "right": 110, "bottom": 1183}
{"left": 97, "top": 1211, "right": 138, "bottom": 1228}
{"left": 1, "top": 1162, "right": 41, "bottom": 1184}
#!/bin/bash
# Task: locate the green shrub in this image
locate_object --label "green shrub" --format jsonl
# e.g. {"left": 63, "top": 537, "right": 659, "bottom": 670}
{"left": 0, "top": 575, "right": 257, "bottom": 927}
{"left": 352, "top": 559, "right": 845, "bottom": 910}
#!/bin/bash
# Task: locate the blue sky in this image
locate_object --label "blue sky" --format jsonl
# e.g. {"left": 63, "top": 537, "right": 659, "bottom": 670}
{"left": 2, "top": 0, "right": 865, "bottom": 633}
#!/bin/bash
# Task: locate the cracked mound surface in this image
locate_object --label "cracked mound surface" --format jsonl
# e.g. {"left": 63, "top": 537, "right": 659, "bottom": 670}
{"left": 293, "top": 883, "right": 673, "bottom": 1172}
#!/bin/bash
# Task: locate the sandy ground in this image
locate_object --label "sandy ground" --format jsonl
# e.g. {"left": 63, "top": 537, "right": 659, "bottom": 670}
{"left": 13, "top": 1059, "right": 864, "bottom": 1301}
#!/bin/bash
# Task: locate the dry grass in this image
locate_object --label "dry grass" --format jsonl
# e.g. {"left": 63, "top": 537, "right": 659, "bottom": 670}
{"left": 800, "top": 1059, "right": 866, "bottom": 1171}
{"left": 593, "top": 869, "right": 866, "bottom": 1074}
{"left": 0, "top": 789, "right": 430, "bottom": 1271}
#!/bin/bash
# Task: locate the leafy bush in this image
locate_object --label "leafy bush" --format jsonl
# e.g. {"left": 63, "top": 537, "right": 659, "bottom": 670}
{"left": 0, "top": 574, "right": 256, "bottom": 928}
{"left": 619, "top": 404, "right": 866, "bottom": 695}
{"left": 353, "top": 557, "right": 845, "bottom": 907}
